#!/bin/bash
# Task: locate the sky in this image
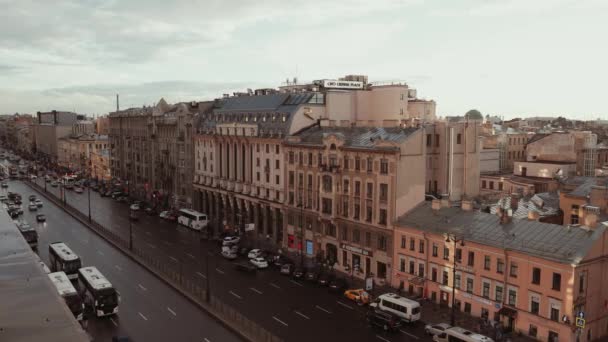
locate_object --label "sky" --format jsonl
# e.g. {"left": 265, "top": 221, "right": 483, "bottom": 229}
{"left": 1, "top": 0, "right": 607, "bottom": 119}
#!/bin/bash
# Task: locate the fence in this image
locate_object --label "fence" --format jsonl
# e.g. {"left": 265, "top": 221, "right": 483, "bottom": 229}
{"left": 26, "top": 180, "right": 282, "bottom": 342}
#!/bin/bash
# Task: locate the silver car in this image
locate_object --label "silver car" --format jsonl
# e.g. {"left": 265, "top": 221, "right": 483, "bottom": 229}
{"left": 425, "top": 323, "right": 452, "bottom": 336}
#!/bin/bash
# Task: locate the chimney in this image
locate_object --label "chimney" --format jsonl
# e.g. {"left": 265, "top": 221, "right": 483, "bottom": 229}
{"left": 583, "top": 205, "right": 600, "bottom": 229}
{"left": 510, "top": 193, "right": 520, "bottom": 212}
{"left": 527, "top": 210, "right": 540, "bottom": 221}
{"left": 500, "top": 208, "right": 513, "bottom": 225}
{"left": 461, "top": 199, "right": 473, "bottom": 211}
{"left": 432, "top": 199, "right": 441, "bottom": 210}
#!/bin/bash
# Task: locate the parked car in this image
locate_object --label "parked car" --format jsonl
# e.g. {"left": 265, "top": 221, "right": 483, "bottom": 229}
{"left": 221, "top": 249, "right": 238, "bottom": 260}
{"left": 234, "top": 262, "right": 257, "bottom": 273}
{"left": 1, "top": 182, "right": 8, "bottom": 188}
{"left": 144, "top": 207, "right": 156, "bottom": 215}
{"left": 223, "top": 236, "right": 241, "bottom": 247}
{"left": 130, "top": 203, "right": 140, "bottom": 211}
{"left": 117, "top": 196, "right": 128, "bottom": 203}
{"left": 9, "top": 210, "right": 19, "bottom": 219}
{"left": 28, "top": 195, "right": 36, "bottom": 201}
{"left": 51, "top": 181, "right": 58, "bottom": 187}
{"left": 111, "top": 191, "right": 124, "bottom": 199}
{"left": 159, "top": 211, "right": 177, "bottom": 221}
{"left": 317, "top": 272, "right": 335, "bottom": 286}
{"left": 74, "top": 187, "right": 84, "bottom": 193}
{"left": 280, "top": 263, "right": 294, "bottom": 275}
{"left": 250, "top": 257, "right": 269, "bottom": 269}
{"left": 237, "top": 247, "right": 251, "bottom": 257}
{"left": 273, "top": 255, "right": 292, "bottom": 267}
{"left": 28, "top": 203, "right": 38, "bottom": 211}
{"left": 35, "top": 199, "right": 43, "bottom": 207}
{"left": 36, "top": 214, "right": 46, "bottom": 222}
{"left": 129, "top": 210, "right": 138, "bottom": 221}
{"left": 366, "top": 308, "right": 402, "bottom": 332}
{"left": 344, "top": 289, "right": 371, "bottom": 305}
{"left": 292, "top": 267, "right": 305, "bottom": 279}
{"left": 0, "top": 195, "right": 7, "bottom": 202}
{"left": 328, "top": 278, "right": 348, "bottom": 293}
{"left": 247, "top": 248, "right": 262, "bottom": 259}
{"left": 425, "top": 323, "right": 452, "bottom": 336}
{"left": 305, "top": 269, "right": 321, "bottom": 282}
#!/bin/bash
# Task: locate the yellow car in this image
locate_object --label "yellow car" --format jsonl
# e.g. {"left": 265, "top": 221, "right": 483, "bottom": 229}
{"left": 344, "top": 289, "right": 371, "bottom": 305}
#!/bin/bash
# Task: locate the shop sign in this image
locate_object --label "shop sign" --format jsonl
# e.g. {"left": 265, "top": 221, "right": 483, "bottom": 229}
{"left": 321, "top": 79, "right": 364, "bottom": 89}
{"left": 306, "top": 240, "right": 314, "bottom": 255}
{"left": 340, "top": 243, "right": 373, "bottom": 257}
{"left": 245, "top": 223, "right": 255, "bottom": 232}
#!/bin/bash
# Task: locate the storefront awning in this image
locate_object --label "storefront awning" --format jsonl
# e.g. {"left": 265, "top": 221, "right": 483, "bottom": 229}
{"left": 498, "top": 306, "right": 518, "bottom": 318}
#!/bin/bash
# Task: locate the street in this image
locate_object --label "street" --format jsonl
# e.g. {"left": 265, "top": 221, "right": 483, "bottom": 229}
{"left": 4, "top": 180, "right": 241, "bottom": 342}
{"left": 31, "top": 177, "right": 434, "bottom": 342}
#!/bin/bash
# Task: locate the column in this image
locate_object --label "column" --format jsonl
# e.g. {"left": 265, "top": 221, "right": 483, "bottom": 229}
{"left": 271, "top": 208, "right": 278, "bottom": 244}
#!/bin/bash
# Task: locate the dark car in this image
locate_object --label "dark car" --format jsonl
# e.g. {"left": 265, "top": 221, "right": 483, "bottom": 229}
{"left": 366, "top": 308, "right": 402, "bottom": 332}
{"left": 234, "top": 262, "right": 257, "bottom": 274}
{"left": 305, "top": 269, "right": 321, "bottom": 282}
{"left": 9, "top": 210, "right": 19, "bottom": 219}
{"left": 144, "top": 207, "right": 157, "bottom": 216}
{"left": 292, "top": 267, "right": 305, "bottom": 279}
{"left": 14, "top": 198, "right": 22, "bottom": 205}
{"left": 280, "top": 263, "right": 294, "bottom": 276}
{"left": 328, "top": 278, "right": 348, "bottom": 293}
{"left": 317, "top": 272, "right": 335, "bottom": 286}
{"left": 36, "top": 214, "right": 46, "bottom": 222}
{"left": 273, "top": 255, "right": 292, "bottom": 267}
{"left": 237, "top": 247, "right": 251, "bottom": 257}
{"left": 111, "top": 191, "right": 123, "bottom": 199}
{"left": 28, "top": 195, "right": 36, "bottom": 201}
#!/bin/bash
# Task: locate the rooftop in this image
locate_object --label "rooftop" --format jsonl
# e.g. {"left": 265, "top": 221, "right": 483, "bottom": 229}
{"left": 490, "top": 193, "right": 560, "bottom": 219}
{"left": 289, "top": 125, "right": 419, "bottom": 150}
{"left": 397, "top": 202, "right": 605, "bottom": 264}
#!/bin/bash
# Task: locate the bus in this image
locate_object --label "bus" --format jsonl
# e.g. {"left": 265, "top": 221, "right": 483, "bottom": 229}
{"left": 17, "top": 222, "right": 38, "bottom": 250}
{"left": 48, "top": 242, "right": 82, "bottom": 280}
{"left": 63, "top": 175, "right": 77, "bottom": 189}
{"left": 370, "top": 293, "right": 421, "bottom": 323}
{"left": 433, "top": 327, "right": 494, "bottom": 342}
{"left": 49, "top": 271, "right": 84, "bottom": 321}
{"left": 77, "top": 266, "right": 119, "bottom": 317}
{"left": 177, "top": 208, "right": 209, "bottom": 231}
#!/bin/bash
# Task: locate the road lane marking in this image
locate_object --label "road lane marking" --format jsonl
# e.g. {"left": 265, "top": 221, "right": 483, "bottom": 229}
{"left": 169, "top": 256, "right": 178, "bottom": 262}
{"left": 115, "top": 265, "right": 122, "bottom": 271}
{"left": 97, "top": 250, "right": 104, "bottom": 256}
{"left": 215, "top": 268, "right": 225, "bottom": 274}
{"left": 376, "top": 335, "right": 390, "bottom": 342}
{"left": 229, "top": 291, "right": 242, "bottom": 299}
{"left": 336, "top": 301, "right": 354, "bottom": 310}
{"left": 187, "top": 253, "right": 196, "bottom": 259}
{"left": 249, "top": 287, "right": 263, "bottom": 295}
{"left": 110, "top": 318, "right": 118, "bottom": 327}
{"left": 204, "top": 339, "right": 210, "bottom": 342}
{"left": 400, "top": 330, "right": 420, "bottom": 340}
{"left": 269, "top": 283, "right": 281, "bottom": 289}
{"left": 289, "top": 280, "right": 303, "bottom": 287}
{"left": 196, "top": 272, "right": 207, "bottom": 279}
{"left": 294, "top": 310, "right": 310, "bottom": 320}
{"left": 138, "top": 312, "right": 148, "bottom": 321}
{"left": 147, "top": 243, "right": 156, "bottom": 249}
{"left": 167, "top": 307, "right": 177, "bottom": 316}
{"left": 315, "top": 305, "right": 332, "bottom": 314}
{"left": 272, "top": 316, "right": 288, "bottom": 327}
{"left": 138, "top": 284, "right": 147, "bottom": 291}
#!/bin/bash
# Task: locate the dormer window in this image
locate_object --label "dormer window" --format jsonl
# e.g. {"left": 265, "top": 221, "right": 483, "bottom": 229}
{"left": 253, "top": 116, "right": 257, "bottom": 122}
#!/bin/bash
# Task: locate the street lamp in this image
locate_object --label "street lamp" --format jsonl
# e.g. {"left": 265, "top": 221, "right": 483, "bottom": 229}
{"left": 200, "top": 237, "right": 210, "bottom": 303}
{"left": 446, "top": 233, "right": 465, "bottom": 327}
{"left": 129, "top": 210, "right": 134, "bottom": 251}
{"left": 297, "top": 188, "right": 304, "bottom": 268}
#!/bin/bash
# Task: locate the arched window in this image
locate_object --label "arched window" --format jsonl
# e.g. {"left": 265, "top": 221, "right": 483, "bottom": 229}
{"left": 330, "top": 143, "right": 337, "bottom": 150}
{"left": 322, "top": 175, "right": 333, "bottom": 192}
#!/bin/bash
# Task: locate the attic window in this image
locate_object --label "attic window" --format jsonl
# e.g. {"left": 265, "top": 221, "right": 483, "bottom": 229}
{"left": 282, "top": 115, "right": 286, "bottom": 122}
{"left": 272, "top": 114, "right": 276, "bottom": 121}
{"left": 253, "top": 116, "right": 257, "bottom": 122}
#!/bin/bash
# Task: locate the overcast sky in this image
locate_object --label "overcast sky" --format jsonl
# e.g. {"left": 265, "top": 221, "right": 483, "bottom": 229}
{"left": 1, "top": 0, "right": 607, "bottom": 119}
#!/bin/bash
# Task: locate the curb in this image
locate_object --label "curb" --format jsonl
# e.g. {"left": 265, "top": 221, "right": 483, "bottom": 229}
{"left": 25, "top": 180, "right": 258, "bottom": 342}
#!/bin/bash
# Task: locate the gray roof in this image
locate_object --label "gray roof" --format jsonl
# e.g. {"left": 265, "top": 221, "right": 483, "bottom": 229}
{"left": 0, "top": 209, "right": 88, "bottom": 341}
{"left": 291, "top": 126, "right": 419, "bottom": 150}
{"left": 527, "top": 133, "right": 550, "bottom": 145}
{"left": 398, "top": 202, "right": 605, "bottom": 264}
{"left": 569, "top": 177, "right": 600, "bottom": 197}
{"left": 490, "top": 193, "right": 559, "bottom": 219}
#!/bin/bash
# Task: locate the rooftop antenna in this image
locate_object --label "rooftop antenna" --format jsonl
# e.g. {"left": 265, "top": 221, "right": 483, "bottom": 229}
{"left": 116, "top": 94, "right": 119, "bottom": 112}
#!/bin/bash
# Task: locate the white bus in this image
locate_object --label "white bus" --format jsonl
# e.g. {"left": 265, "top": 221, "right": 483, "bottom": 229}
{"left": 49, "top": 271, "right": 84, "bottom": 321}
{"left": 78, "top": 266, "right": 119, "bottom": 317}
{"left": 177, "top": 208, "right": 209, "bottom": 231}
{"left": 49, "top": 242, "right": 82, "bottom": 280}
{"left": 433, "top": 327, "right": 494, "bottom": 342}
{"left": 370, "top": 293, "right": 421, "bottom": 323}
{"left": 63, "top": 175, "right": 77, "bottom": 189}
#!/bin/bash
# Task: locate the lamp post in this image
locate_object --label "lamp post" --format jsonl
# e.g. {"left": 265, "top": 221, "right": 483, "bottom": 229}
{"left": 446, "top": 233, "right": 465, "bottom": 327}
{"left": 200, "top": 237, "right": 210, "bottom": 302}
{"left": 298, "top": 187, "right": 304, "bottom": 268}
{"left": 129, "top": 210, "right": 134, "bottom": 251}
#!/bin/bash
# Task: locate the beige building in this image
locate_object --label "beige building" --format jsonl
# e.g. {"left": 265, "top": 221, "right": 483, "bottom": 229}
{"left": 95, "top": 116, "right": 109, "bottom": 135}
{"left": 482, "top": 130, "right": 528, "bottom": 172}
{"left": 57, "top": 134, "right": 108, "bottom": 172}
{"left": 91, "top": 149, "right": 111, "bottom": 181}
{"left": 526, "top": 131, "right": 598, "bottom": 176}
{"left": 32, "top": 111, "right": 79, "bottom": 163}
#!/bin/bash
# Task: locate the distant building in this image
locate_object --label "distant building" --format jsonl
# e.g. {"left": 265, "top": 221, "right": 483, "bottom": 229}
{"left": 32, "top": 111, "right": 79, "bottom": 163}
{"left": 95, "top": 115, "right": 109, "bottom": 135}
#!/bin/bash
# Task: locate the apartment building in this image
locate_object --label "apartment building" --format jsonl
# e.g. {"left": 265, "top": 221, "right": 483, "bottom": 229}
{"left": 560, "top": 177, "right": 608, "bottom": 227}
{"left": 394, "top": 201, "right": 608, "bottom": 342}
{"left": 57, "top": 134, "right": 108, "bottom": 172}
{"left": 32, "top": 111, "right": 79, "bottom": 162}
{"left": 282, "top": 125, "right": 425, "bottom": 284}
{"left": 109, "top": 99, "right": 206, "bottom": 207}
{"left": 482, "top": 130, "right": 528, "bottom": 172}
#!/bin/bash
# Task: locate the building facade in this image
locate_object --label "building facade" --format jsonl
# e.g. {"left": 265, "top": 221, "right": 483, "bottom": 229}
{"left": 32, "top": 111, "right": 79, "bottom": 163}
{"left": 57, "top": 134, "right": 108, "bottom": 173}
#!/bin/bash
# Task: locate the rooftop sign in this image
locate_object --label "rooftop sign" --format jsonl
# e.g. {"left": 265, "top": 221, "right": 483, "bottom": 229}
{"left": 321, "top": 80, "right": 364, "bottom": 89}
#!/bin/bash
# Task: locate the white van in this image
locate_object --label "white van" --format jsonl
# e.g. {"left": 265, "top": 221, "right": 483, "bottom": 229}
{"left": 433, "top": 327, "right": 494, "bottom": 342}
{"left": 177, "top": 208, "right": 209, "bottom": 231}
{"left": 370, "top": 293, "right": 421, "bottom": 323}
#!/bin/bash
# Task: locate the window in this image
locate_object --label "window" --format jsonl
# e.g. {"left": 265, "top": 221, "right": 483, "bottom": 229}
{"left": 355, "top": 157, "right": 360, "bottom": 171}
{"left": 342, "top": 180, "right": 350, "bottom": 194}
{"left": 457, "top": 133, "right": 462, "bottom": 144}
{"left": 431, "top": 268, "right": 437, "bottom": 282}
{"left": 354, "top": 203, "right": 360, "bottom": 220}
{"left": 353, "top": 229, "right": 360, "bottom": 243}
{"left": 579, "top": 273, "right": 585, "bottom": 294}
{"left": 495, "top": 285, "right": 503, "bottom": 302}
{"left": 508, "top": 289, "right": 517, "bottom": 306}
{"left": 308, "top": 153, "right": 313, "bottom": 166}
{"left": 289, "top": 152, "right": 294, "bottom": 164}
{"left": 532, "top": 267, "right": 541, "bottom": 285}
{"left": 550, "top": 306, "right": 560, "bottom": 322}
{"left": 484, "top": 256, "right": 491, "bottom": 270}
{"left": 289, "top": 171, "right": 294, "bottom": 187}
{"left": 409, "top": 261, "right": 415, "bottom": 274}
{"left": 379, "top": 183, "right": 388, "bottom": 202}
{"left": 410, "top": 239, "right": 415, "bottom": 251}
{"left": 378, "top": 209, "right": 387, "bottom": 225}
{"left": 482, "top": 282, "right": 490, "bottom": 298}
{"left": 366, "top": 182, "right": 373, "bottom": 199}
{"left": 275, "top": 159, "right": 280, "bottom": 169}
{"left": 343, "top": 156, "right": 349, "bottom": 169}
{"left": 489, "top": 181, "right": 494, "bottom": 190}
{"left": 455, "top": 248, "right": 462, "bottom": 263}
{"left": 275, "top": 175, "right": 280, "bottom": 184}
{"left": 401, "top": 236, "right": 406, "bottom": 249}
{"left": 464, "top": 303, "right": 471, "bottom": 314}
{"left": 377, "top": 235, "right": 387, "bottom": 251}
{"left": 276, "top": 145, "right": 280, "bottom": 154}
{"left": 443, "top": 247, "right": 449, "bottom": 260}
{"left": 380, "top": 159, "right": 388, "bottom": 174}
{"left": 467, "top": 251, "right": 474, "bottom": 266}
{"left": 321, "top": 198, "right": 332, "bottom": 214}
{"left": 435, "top": 134, "right": 439, "bottom": 147}
{"left": 571, "top": 204, "right": 580, "bottom": 225}
{"left": 355, "top": 181, "right": 361, "bottom": 196}
{"left": 426, "top": 134, "right": 432, "bottom": 147}
{"left": 442, "top": 271, "right": 449, "bottom": 285}
{"left": 530, "top": 295, "right": 540, "bottom": 315}
{"left": 454, "top": 273, "right": 461, "bottom": 289}
{"left": 340, "top": 226, "right": 348, "bottom": 240}
{"left": 466, "top": 278, "right": 473, "bottom": 293}
{"left": 419, "top": 241, "right": 424, "bottom": 253}
{"left": 497, "top": 258, "right": 504, "bottom": 274}
{"left": 510, "top": 262, "right": 518, "bottom": 278}
{"left": 498, "top": 182, "right": 503, "bottom": 191}
{"left": 528, "top": 325, "right": 537, "bottom": 338}
{"left": 399, "top": 258, "right": 405, "bottom": 272}
{"left": 432, "top": 244, "right": 438, "bottom": 257}
{"left": 366, "top": 205, "right": 372, "bottom": 222}
{"left": 365, "top": 232, "right": 371, "bottom": 247}
{"left": 367, "top": 158, "right": 373, "bottom": 172}
{"left": 342, "top": 198, "right": 349, "bottom": 217}
{"left": 552, "top": 273, "right": 561, "bottom": 291}
{"left": 418, "top": 264, "right": 425, "bottom": 277}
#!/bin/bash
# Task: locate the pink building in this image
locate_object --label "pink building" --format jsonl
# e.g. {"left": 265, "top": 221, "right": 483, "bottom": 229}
{"left": 393, "top": 200, "right": 608, "bottom": 342}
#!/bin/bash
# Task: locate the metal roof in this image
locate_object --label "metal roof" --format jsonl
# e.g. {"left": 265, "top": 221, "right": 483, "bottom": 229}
{"left": 397, "top": 202, "right": 605, "bottom": 264}
{"left": 291, "top": 126, "right": 419, "bottom": 150}
{"left": 0, "top": 209, "right": 88, "bottom": 341}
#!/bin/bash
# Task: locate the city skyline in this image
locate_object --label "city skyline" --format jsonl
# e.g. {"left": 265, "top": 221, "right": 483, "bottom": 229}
{"left": 1, "top": 0, "right": 607, "bottom": 118}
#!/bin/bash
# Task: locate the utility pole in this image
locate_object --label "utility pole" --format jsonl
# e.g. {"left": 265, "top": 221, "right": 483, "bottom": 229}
{"left": 446, "top": 233, "right": 465, "bottom": 327}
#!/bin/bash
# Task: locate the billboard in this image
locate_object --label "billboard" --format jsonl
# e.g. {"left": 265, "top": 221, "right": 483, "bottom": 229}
{"left": 321, "top": 80, "right": 364, "bottom": 89}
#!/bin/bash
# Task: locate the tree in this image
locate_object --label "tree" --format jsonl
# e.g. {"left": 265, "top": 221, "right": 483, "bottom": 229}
{"left": 465, "top": 109, "right": 483, "bottom": 120}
